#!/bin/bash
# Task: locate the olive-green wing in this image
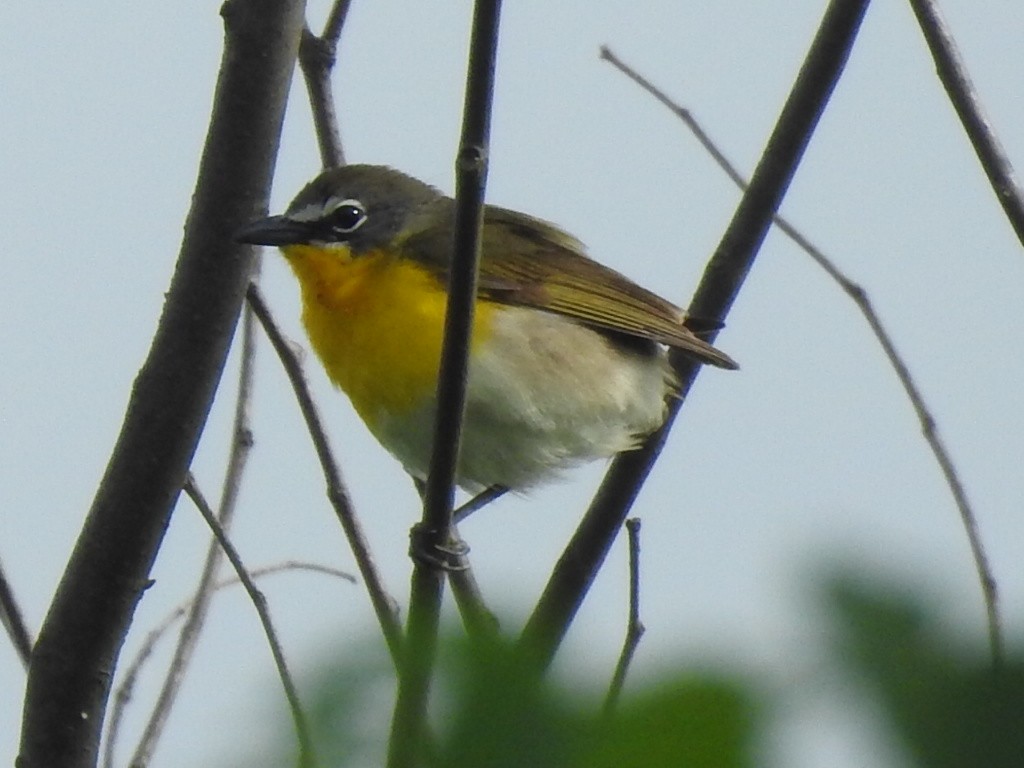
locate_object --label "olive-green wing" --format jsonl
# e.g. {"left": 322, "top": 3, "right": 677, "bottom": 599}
{"left": 402, "top": 203, "right": 737, "bottom": 369}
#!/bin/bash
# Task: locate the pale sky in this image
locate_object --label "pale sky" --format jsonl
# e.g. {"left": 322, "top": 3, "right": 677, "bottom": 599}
{"left": 2, "top": 2, "right": 1022, "bottom": 767}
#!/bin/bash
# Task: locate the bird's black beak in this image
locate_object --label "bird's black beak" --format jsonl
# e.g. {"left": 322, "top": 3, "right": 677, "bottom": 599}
{"left": 235, "top": 215, "right": 311, "bottom": 246}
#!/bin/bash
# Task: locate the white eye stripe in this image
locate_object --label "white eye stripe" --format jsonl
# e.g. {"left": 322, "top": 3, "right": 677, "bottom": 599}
{"left": 288, "top": 202, "right": 328, "bottom": 223}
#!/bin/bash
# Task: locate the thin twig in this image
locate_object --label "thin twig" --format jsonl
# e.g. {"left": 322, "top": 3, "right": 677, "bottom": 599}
{"left": 292, "top": 0, "right": 407, "bottom": 670}
{"left": 447, "top": 567, "right": 500, "bottom": 638}
{"left": 246, "top": 283, "right": 404, "bottom": 666}
{"left": 128, "top": 267, "right": 260, "bottom": 768}
{"left": 104, "top": 562, "right": 354, "bottom": 768}
{"left": 604, "top": 518, "right": 645, "bottom": 717}
{"left": 388, "top": 3, "right": 504, "bottom": 767}
{"left": 0, "top": 557, "right": 32, "bottom": 669}
{"left": 447, "top": 524, "right": 500, "bottom": 639}
{"left": 300, "top": 0, "right": 352, "bottom": 168}
{"left": 600, "top": 43, "right": 1004, "bottom": 671}
{"left": 320, "top": 0, "right": 351, "bottom": 44}
{"left": 183, "top": 474, "right": 316, "bottom": 768}
{"left": 520, "top": 0, "right": 871, "bottom": 672}
{"left": 907, "top": 0, "right": 1024, "bottom": 249}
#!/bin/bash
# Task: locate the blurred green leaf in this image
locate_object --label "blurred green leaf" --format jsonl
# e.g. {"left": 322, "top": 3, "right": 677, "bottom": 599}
{"left": 237, "top": 571, "right": 1024, "bottom": 768}
{"left": 434, "top": 635, "right": 582, "bottom": 768}
{"left": 826, "top": 575, "right": 1024, "bottom": 768}
{"left": 580, "top": 675, "right": 756, "bottom": 768}
{"left": 431, "top": 633, "right": 757, "bottom": 768}
{"left": 245, "top": 631, "right": 759, "bottom": 768}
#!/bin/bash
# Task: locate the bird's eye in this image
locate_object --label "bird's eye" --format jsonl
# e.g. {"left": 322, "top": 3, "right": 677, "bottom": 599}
{"left": 326, "top": 199, "right": 367, "bottom": 234}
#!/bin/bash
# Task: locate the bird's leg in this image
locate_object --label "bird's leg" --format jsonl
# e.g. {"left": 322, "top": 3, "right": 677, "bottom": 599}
{"left": 406, "top": 479, "right": 507, "bottom": 567}
{"left": 412, "top": 477, "right": 508, "bottom": 524}
{"left": 408, "top": 523, "right": 470, "bottom": 571}
{"left": 408, "top": 475, "right": 470, "bottom": 571}
{"left": 453, "top": 485, "right": 509, "bottom": 524}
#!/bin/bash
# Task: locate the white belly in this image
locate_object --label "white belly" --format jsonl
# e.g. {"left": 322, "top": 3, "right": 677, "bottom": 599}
{"left": 369, "top": 308, "right": 675, "bottom": 492}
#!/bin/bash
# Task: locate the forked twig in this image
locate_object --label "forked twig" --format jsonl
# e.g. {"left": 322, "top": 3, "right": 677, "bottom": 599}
{"left": 104, "top": 562, "right": 354, "bottom": 768}
{"left": 300, "top": 0, "right": 352, "bottom": 167}
{"left": 600, "top": 42, "right": 1004, "bottom": 670}
{"left": 183, "top": 474, "right": 315, "bottom": 768}
{"left": 604, "top": 518, "right": 646, "bottom": 716}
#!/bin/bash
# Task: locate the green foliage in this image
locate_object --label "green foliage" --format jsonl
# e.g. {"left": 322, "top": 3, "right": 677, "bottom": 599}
{"left": 433, "top": 635, "right": 584, "bottom": 768}
{"left": 434, "top": 635, "right": 756, "bottom": 768}
{"left": 301, "top": 639, "right": 394, "bottom": 768}
{"left": 825, "top": 576, "right": 1024, "bottom": 768}
{"left": 246, "top": 632, "right": 756, "bottom": 768}
{"left": 243, "top": 572, "right": 1023, "bottom": 768}
{"left": 578, "top": 676, "right": 755, "bottom": 768}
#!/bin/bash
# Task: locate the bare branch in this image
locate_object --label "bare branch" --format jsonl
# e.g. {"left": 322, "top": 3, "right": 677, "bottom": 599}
{"left": 520, "top": 0, "right": 872, "bottom": 671}
{"left": 104, "top": 562, "right": 354, "bottom": 768}
{"left": 300, "top": 0, "right": 353, "bottom": 168}
{"left": 601, "top": 43, "right": 1003, "bottom": 671}
{"left": 599, "top": 47, "right": 757, "bottom": 197}
{"left": 604, "top": 518, "right": 646, "bottom": 716}
{"left": 246, "top": 284, "right": 405, "bottom": 665}
{"left": 19, "top": 4, "right": 306, "bottom": 765}
{"left": 183, "top": 475, "right": 315, "bottom": 768}
{"left": 0, "top": 557, "right": 32, "bottom": 669}
{"left": 388, "top": 2, "right": 504, "bottom": 766}
{"left": 907, "top": 0, "right": 1024, "bottom": 250}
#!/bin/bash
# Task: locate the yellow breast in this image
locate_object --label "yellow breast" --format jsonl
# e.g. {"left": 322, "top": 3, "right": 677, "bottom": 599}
{"left": 281, "top": 244, "right": 495, "bottom": 430}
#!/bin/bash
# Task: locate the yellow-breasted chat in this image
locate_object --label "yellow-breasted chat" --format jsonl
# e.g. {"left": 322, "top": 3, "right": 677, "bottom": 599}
{"left": 237, "top": 164, "right": 736, "bottom": 494}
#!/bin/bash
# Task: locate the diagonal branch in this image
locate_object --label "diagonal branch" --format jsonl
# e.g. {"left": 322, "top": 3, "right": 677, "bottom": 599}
{"left": 104, "top": 563, "right": 353, "bottom": 768}
{"left": 18, "top": 4, "right": 306, "bottom": 766}
{"left": 246, "top": 284, "right": 404, "bottom": 666}
{"left": 907, "top": 0, "right": 1024, "bottom": 249}
{"left": 183, "top": 475, "right": 315, "bottom": 768}
{"left": 519, "top": 0, "right": 872, "bottom": 671}
{"left": 290, "top": 0, "right": 407, "bottom": 663}
{"left": 0, "top": 557, "right": 32, "bottom": 669}
{"left": 600, "top": 42, "right": 1003, "bottom": 670}
{"left": 447, "top": 532, "right": 500, "bottom": 639}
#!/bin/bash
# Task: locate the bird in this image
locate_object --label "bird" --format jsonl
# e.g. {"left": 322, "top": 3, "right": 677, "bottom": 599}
{"left": 237, "top": 164, "right": 736, "bottom": 497}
